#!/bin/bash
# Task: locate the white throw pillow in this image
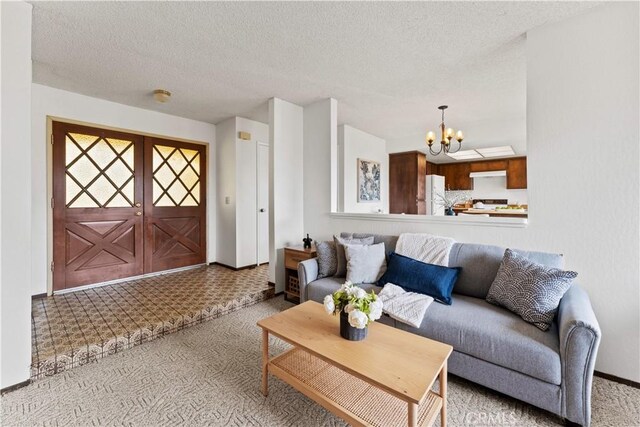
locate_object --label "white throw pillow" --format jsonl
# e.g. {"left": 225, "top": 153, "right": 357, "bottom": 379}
{"left": 344, "top": 242, "right": 387, "bottom": 284}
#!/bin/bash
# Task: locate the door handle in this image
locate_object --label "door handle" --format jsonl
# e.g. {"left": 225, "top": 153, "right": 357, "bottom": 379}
{"left": 259, "top": 208, "right": 265, "bottom": 212}
{"left": 135, "top": 212, "right": 142, "bottom": 216}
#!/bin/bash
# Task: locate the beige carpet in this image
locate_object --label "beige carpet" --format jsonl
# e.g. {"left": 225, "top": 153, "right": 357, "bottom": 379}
{"left": 2, "top": 297, "right": 639, "bottom": 427}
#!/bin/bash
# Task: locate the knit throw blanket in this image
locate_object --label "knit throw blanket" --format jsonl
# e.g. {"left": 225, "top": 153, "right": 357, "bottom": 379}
{"left": 378, "top": 283, "right": 433, "bottom": 328}
{"left": 395, "top": 233, "right": 455, "bottom": 266}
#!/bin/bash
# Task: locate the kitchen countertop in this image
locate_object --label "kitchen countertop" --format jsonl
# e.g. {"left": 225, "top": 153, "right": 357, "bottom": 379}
{"left": 459, "top": 208, "right": 528, "bottom": 217}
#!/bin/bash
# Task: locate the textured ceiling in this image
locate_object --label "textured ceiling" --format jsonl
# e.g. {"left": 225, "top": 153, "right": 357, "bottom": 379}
{"left": 30, "top": 1, "right": 599, "bottom": 161}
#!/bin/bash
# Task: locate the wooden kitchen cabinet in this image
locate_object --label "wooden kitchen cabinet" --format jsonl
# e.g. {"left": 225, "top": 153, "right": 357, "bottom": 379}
{"left": 438, "top": 162, "right": 473, "bottom": 191}
{"left": 389, "top": 151, "right": 426, "bottom": 214}
{"left": 469, "top": 160, "right": 508, "bottom": 172}
{"left": 507, "top": 157, "right": 527, "bottom": 189}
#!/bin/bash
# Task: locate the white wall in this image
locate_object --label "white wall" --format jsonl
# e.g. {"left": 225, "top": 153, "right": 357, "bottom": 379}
{"left": 216, "top": 116, "right": 269, "bottom": 269}
{"left": 269, "top": 98, "right": 304, "bottom": 291}
{"left": 339, "top": 125, "right": 388, "bottom": 213}
{"left": 305, "top": 3, "right": 640, "bottom": 382}
{"left": 235, "top": 117, "right": 269, "bottom": 268}
{"left": 304, "top": 99, "right": 338, "bottom": 240}
{"left": 1, "top": 0, "right": 33, "bottom": 389}
{"left": 470, "top": 177, "right": 528, "bottom": 205}
{"left": 215, "top": 118, "right": 237, "bottom": 268}
{"left": 31, "top": 84, "right": 217, "bottom": 295}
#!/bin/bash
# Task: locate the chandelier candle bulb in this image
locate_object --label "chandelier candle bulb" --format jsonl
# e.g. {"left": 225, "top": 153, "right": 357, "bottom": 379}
{"left": 426, "top": 105, "right": 464, "bottom": 156}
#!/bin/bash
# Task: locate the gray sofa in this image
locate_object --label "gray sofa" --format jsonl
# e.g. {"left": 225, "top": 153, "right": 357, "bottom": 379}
{"left": 298, "top": 233, "right": 601, "bottom": 426}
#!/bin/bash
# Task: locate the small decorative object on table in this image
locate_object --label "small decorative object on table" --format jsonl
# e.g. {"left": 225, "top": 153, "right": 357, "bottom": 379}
{"left": 434, "top": 190, "right": 471, "bottom": 216}
{"left": 323, "top": 281, "right": 383, "bottom": 341}
{"left": 302, "top": 234, "right": 312, "bottom": 249}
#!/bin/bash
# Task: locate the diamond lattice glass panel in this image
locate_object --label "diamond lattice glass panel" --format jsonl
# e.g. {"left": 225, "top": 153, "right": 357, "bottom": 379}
{"left": 70, "top": 193, "right": 99, "bottom": 208}
{"left": 182, "top": 195, "right": 198, "bottom": 207}
{"left": 191, "top": 153, "right": 200, "bottom": 175}
{"left": 67, "top": 155, "right": 99, "bottom": 187}
{"left": 87, "top": 175, "right": 118, "bottom": 206}
{"left": 66, "top": 179, "right": 82, "bottom": 205}
{"left": 155, "top": 145, "right": 175, "bottom": 160}
{"left": 180, "top": 166, "right": 199, "bottom": 190}
{"left": 121, "top": 179, "right": 134, "bottom": 204}
{"left": 152, "top": 144, "right": 201, "bottom": 207}
{"left": 87, "top": 139, "right": 117, "bottom": 169}
{"left": 154, "top": 164, "right": 175, "bottom": 189}
{"left": 68, "top": 133, "right": 99, "bottom": 151}
{"left": 167, "top": 181, "right": 188, "bottom": 204}
{"left": 108, "top": 160, "right": 132, "bottom": 187}
{"left": 65, "top": 132, "right": 135, "bottom": 208}
{"left": 181, "top": 148, "right": 198, "bottom": 162}
{"left": 106, "top": 194, "right": 129, "bottom": 208}
{"left": 155, "top": 194, "right": 174, "bottom": 207}
{"left": 191, "top": 182, "right": 200, "bottom": 203}
{"left": 121, "top": 145, "right": 134, "bottom": 170}
{"left": 167, "top": 150, "right": 188, "bottom": 174}
{"left": 105, "top": 138, "right": 131, "bottom": 154}
{"left": 66, "top": 138, "right": 83, "bottom": 165}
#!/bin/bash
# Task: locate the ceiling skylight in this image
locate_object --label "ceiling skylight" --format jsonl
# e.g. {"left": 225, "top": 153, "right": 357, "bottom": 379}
{"left": 476, "top": 146, "right": 515, "bottom": 158}
{"left": 446, "top": 150, "right": 483, "bottom": 160}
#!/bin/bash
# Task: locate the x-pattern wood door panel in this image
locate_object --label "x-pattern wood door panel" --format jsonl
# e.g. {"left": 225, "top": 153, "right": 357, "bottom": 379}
{"left": 53, "top": 122, "right": 207, "bottom": 291}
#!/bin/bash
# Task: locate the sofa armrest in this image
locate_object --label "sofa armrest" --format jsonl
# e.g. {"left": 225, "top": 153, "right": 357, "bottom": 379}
{"left": 297, "top": 258, "right": 319, "bottom": 303}
{"left": 557, "top": 284, "right": 601, "bottom": 426}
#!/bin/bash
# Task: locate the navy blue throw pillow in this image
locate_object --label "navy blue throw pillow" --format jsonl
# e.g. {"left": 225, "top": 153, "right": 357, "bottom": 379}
{"left": 377, "top": 252, "right": 460, "bottom": 305}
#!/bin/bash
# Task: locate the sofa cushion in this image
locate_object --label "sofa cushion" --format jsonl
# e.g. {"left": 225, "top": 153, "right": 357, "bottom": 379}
{"left": 395, "top": 294, "right": 562, "bottom": 385}
{"left": 345, "top": 243, "right": 387, "bottom": 284}
{"left": 486, "top": 249, "right": 576, "bottom": 331}
{"left": 306, "top": 277, "right": 382, "bottom": 304}
{"left": 341, "top": 232, "right": 398, "bottom": 256}
{"left": 449, "top": 243, "right": 565, "bottom": 299}
{"left": 314, "top": 240, "right": 337, "bottom": 279}
{"left": 378, "top": 252, "right": 459, "bottom": 305}
{"left": 334, "top": 235, "right": 374, "bottom": 277}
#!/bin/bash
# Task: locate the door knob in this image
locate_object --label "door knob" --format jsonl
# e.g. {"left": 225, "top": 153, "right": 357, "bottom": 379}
{"left": 135, "top": 212, "right": 142, "bottom": 216}
{"left": 260, "top": 208, "right": 265, "bottom": 212}
{"left": 135, "top": 202, "right": 142, "bottom": 207}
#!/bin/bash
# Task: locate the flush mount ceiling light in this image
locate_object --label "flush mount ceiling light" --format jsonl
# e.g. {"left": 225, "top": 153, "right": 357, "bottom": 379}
{"left": 446, "top": 149, "right": 483, "bottom": 161}
{"left": 153, "top": 89, "right": 171, "bottom": 103}
{"left": 475, "top": 146, "right": 515, "bottom": 158}
{"left": 446, "top": 145, "right": 516, "bottom": 161}
{"left": 425, "top": 105, "right": 464, "bottom": 156}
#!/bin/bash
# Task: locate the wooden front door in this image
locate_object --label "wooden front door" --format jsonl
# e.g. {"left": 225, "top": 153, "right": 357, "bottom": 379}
{"left": 53, "top": 122, "right": 144, "bottom": 291}
{"left": 144, "top": 137, "right": 206, "bottom": 273}
{"left": 53, "top": 123, "right": 207, "bottom": 291}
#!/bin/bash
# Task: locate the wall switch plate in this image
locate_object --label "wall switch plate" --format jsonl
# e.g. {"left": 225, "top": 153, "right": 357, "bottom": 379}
{"left": 225, "top": 196, "right": 231, "bottom": 204}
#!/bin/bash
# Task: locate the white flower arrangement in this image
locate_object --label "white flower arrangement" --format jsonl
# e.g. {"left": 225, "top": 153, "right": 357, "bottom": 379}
{"left": 433, "top": 190, "right": 471, "bottom": 209}
{"left": 324, "top": 281, "right": 383, "bottom": 329}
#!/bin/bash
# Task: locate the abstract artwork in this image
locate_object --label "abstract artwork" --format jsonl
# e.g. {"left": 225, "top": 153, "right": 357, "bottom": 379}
{"left": 357, "top": 158, "right": 381, "bottom": 202}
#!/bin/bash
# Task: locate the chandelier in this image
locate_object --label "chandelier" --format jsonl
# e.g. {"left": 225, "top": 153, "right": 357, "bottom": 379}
{"left": 425, "top": 105, "right": 464, "bottom": 155}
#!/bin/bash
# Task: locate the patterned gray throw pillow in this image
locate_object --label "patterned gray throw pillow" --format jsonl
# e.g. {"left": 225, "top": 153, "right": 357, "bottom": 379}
{"left": 486, "top": 249, "right": 577, "bottom": 331}
{"left": 333, "top": 235, "right": 375, "bottom": 277}
{"left": 315, "top": 241, "right": 337, "bottom": 279}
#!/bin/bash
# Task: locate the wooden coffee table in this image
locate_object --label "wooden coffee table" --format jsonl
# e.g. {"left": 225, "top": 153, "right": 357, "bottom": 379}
{"left": 257, "top": 301, "right": 453, "bottom": 427}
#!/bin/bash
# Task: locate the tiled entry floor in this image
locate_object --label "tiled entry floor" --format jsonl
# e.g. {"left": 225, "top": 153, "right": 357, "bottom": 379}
{"left": 31, "top": 264, "right": 273, "bottom": 380}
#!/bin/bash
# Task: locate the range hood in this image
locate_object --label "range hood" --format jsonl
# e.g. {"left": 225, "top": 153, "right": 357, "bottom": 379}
{"left": 469, "top": 170, "right": 507, "bottom": 178}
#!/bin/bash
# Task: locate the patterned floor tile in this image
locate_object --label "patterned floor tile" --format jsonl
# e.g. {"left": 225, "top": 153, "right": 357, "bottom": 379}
{"left": 31, "top": 264, "right": 274, "bottom": 380}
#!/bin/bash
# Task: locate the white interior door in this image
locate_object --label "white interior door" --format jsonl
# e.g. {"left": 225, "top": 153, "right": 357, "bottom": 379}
{"left": 256, "top": 143, "right": 270, "bottom": 264}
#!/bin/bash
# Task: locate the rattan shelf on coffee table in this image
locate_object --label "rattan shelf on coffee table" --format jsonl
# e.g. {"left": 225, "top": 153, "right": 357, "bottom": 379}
{"left": 270, "top": 347, "right": 442, "bottom": 427}
{"left": 257, "top": 301, "right": 453, "bottom": 427}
